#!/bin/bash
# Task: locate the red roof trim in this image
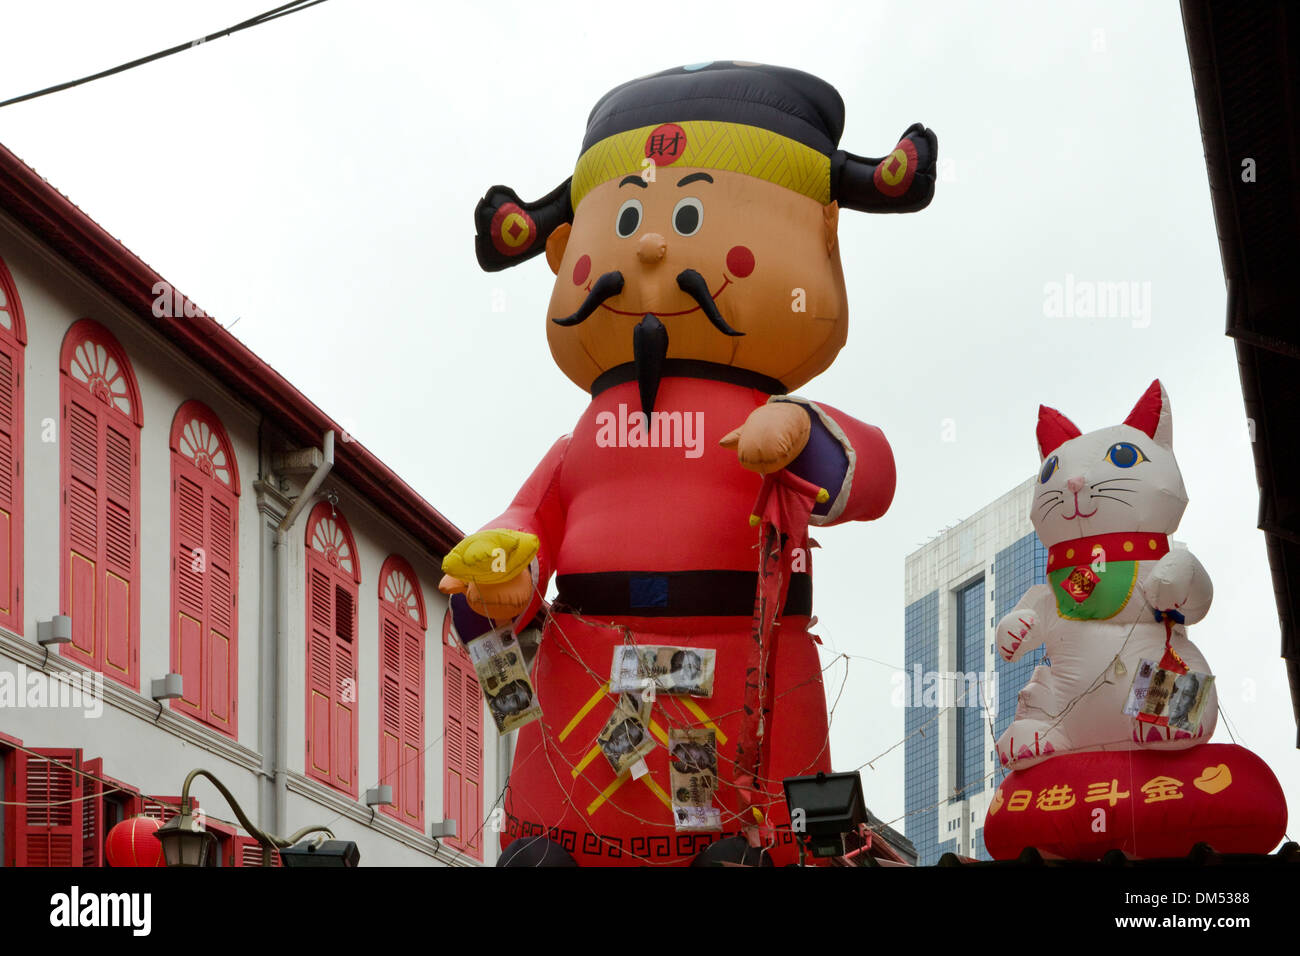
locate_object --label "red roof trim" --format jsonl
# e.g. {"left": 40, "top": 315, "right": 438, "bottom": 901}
{"left": 0, "top": 142, "right": 462, "bottom": 556}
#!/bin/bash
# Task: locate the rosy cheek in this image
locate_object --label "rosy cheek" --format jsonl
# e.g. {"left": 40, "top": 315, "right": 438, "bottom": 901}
{"left": 726, "top": 245, "right": 755, "bottom": 278}
{"left": 572, "top": 254, "right": 592, "bottom": 286}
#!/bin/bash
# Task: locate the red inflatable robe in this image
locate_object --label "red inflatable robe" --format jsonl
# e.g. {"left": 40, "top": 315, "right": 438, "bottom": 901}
{"left": 464, "top": 371, "right": 894, "bottom": 866}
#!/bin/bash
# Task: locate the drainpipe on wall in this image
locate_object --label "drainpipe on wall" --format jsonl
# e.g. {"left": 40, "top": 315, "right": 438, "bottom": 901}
{"left": 495, "top": 729, "right": 513, "bottom": 864}
{"left": 271, "top": 430, "right": 335, "bottom": 836}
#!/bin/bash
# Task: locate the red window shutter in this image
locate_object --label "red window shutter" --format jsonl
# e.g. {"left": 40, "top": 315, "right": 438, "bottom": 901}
{"left": 206, "top": 492, "right": 236, "bottom": 731}
{"left": 81, "top": 757, "right": 104, "bottom": 867}
{"left": 232, "top": 835, "right": 281, "bottom": 867}
{"left": 443, "top": 651, "right": 465, "bottom": 852}
{"left": 304, "top": 503, "right": 359, "bottom": 798}
{"left": 378, "top": 557, "right": 427, "bottom": 831}
{"left": 0, "top": 337, "right": 23, "bottom": 635}
{"left": 463, "top": 664, "right": 483, "bottom": 858}
{"left": 0, "top": 259, "right": 24, "bottom": 637}
{"left": 379, "top": 611, "right": 402, "bottom": 816}
{"left": 174, "top": 472, "right": 205, "bottom": 718}
{"left": 333, "top": 583, "right": 356, "bottom": 794}
{"left": 60, "top": 322, "right": 141, "bottom": 691}
{"left": 401, "top": 620, "right": 424, "bottom": 828}
{"left": 169, "top": 406, "right": 240, "bottom": 740}
{"left": 139, "top": 795, "right": 182, "bottom": 822}
{"left": 5, "top": 744, "right": 23, "bottom": 867}
{"left": 102, "top": 423, "right": 135, "bottom": 682}
{"left": 307, "top": 564, "right": 335, "bottom": 784}
{"left": 64, "top": 396, "right": 101, "bottom": 670}
{"left": 379, "top": 607, "right": 426, "bottom": 830}
{"left": 19, "top": 749, "right": 84, "bottom": 867}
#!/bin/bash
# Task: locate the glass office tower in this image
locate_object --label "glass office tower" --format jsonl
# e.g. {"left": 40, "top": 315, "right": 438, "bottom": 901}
{"left": 902, "top": 477, "right": 1048, "bottom": 864}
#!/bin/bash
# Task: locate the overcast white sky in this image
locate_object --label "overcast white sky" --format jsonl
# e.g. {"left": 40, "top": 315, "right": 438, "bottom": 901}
{"left": 1, "top": 0, "right": 1293, "bottom": 843}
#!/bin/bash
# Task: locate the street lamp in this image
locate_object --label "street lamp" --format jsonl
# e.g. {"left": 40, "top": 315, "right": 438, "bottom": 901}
{"left": 154, "top": 768, "right": 357, "bottom": 867}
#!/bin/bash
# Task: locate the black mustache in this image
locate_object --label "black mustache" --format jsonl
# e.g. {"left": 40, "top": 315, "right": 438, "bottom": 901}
{"left": 550, "top": 268, "right": 744, "bottom": 337}
{"left": 676, "top": 269, "right": 743, "bottom": 336}
{"left": 552, "top": 271, "right": 624, "bottom": 326}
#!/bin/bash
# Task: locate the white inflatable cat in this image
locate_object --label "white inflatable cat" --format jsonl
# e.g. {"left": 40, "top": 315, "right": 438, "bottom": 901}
{"left": 996, "top": 380, "right": 1216, "bottom": 770}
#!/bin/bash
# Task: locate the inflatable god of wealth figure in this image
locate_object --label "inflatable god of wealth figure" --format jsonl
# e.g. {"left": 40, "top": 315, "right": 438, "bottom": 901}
{"left": 438, "top": 61, "right": 937, "bottom": 867}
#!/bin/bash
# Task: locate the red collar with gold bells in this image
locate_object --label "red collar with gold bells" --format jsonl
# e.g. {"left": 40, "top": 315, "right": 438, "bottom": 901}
{"left": 1046, "top": 530, "right": 1170, "bottom": 571}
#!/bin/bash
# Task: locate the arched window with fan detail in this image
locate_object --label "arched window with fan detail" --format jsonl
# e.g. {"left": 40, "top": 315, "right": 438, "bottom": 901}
{"left": 378, "top": 555, "right": 425, "bottom": 830}
{"left": 59, "top": 319, "right": 142, "bottom": 689}
{"left": 169, "top": 400, "right": 240, "bottom": 737}
{"left": 305, "top": 500, "right": 359, "bottom": 797}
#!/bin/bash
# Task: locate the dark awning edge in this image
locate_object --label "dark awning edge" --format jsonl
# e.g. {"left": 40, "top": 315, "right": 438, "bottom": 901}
{"left": 1180, "top": 0, "right": 1300, "bottom": 745}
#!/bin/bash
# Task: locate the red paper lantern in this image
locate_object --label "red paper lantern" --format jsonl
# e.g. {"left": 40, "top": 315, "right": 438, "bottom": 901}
{"left": 105, "top": 815, "right": 167, "bottom": 867}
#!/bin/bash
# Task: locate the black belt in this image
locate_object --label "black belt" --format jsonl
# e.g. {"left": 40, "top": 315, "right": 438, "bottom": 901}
{"left": 552, "top": 570, "right": 812, "bottom": 618}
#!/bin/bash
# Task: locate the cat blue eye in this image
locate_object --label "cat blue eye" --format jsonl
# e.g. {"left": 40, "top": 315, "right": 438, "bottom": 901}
{"left": 1105, "top": 442, "right": 1147, "bottom": 468}
{"left": 1039, "top": 455, "right": 1058, "bottom": 484}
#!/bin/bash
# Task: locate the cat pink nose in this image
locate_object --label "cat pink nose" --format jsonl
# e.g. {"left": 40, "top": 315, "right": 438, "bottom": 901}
{"left": 1067, "top": 476, "right": 1086, "bottom": 494}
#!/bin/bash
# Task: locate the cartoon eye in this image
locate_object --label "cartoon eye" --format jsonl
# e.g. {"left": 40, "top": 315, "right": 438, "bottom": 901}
{"left": 1039, "top": 455, "right": 1058, "bottom": 484}
{"left": 616, "top": 198, "right": 643, "bottom": 238}
{"left": 672, "top": 197, "right": 703, "bottom": 237}
{"left": 1105, "top": 442, "right": 1147, "bottom": 468}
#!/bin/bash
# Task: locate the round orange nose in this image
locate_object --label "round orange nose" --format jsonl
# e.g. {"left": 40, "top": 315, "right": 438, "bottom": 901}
{"left": 637, "top": 233, "right": 667, "bottom": 264}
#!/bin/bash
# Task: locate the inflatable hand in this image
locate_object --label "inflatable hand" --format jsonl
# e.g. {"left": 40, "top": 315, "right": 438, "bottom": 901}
{"left": 439, "top": 529, "right": 539, "bottom": 621}
{"left": 1140, "top": 548, "right": 1194, "bottom": 614}
{"left": 438, "top": 572, "right": 534, "bottom": 622}
{"left": 996, "top": 609, "right": 1040, "bottom": 662}
{"left": 719, "top": 402, "right": 811, "bottom": 475}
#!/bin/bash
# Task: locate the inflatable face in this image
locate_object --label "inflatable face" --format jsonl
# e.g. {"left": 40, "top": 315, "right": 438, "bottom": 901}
{"left": 543, "top": 166, "right": 847, "bottom": 391}
{"left": 1033, "top": 382, "right": 1188, "bottom": 549}
{"left": 475, "top": 61, "right": 937, "bottom": 410}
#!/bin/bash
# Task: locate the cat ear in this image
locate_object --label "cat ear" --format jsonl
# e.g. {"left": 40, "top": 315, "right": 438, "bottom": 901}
{"left": 1124, "top": 379, "right": 1172, "bottom": 448}
{"left": 1037, "top": 404, "right": 1082, "bottom": 459}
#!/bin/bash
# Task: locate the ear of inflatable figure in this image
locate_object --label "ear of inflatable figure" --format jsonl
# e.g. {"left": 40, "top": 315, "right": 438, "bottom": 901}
{"left": 1036, "top": 405, "right": 1082, "bottom": 459}
{"left": 1124, "top": 379, "right": 1173, "bottom": 449}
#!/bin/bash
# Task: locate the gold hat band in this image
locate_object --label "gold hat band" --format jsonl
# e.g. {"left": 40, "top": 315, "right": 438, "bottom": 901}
{"left": 571, "top": 120, "right": 831, "bottom": 210}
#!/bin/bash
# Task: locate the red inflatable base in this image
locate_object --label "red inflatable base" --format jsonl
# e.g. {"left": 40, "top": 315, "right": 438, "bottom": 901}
{"left": 983, "top": 743, "right": 1287, "bottom": 860}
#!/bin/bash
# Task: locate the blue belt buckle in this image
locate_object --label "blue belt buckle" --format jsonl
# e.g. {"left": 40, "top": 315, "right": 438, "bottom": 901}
{"left": 629, "top": 574, "right": 669, "bottom": 609}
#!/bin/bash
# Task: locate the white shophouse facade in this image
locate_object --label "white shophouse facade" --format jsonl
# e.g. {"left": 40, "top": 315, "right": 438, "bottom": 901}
{"left": 0, "top": 143, "right": 504, "bottom": 866}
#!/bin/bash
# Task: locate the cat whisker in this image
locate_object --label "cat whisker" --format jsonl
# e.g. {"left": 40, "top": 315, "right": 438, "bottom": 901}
{"left": 1040, "top": 500, "right": 1064, "bottom": 518}
{"left": 1091, "top": 494, "right": 1133, "bottom": 508}
{"left": 1037, "top": 490, "right": 1064, "bottom": 501}
{"left": 1093, "top": 486, "right": 1137, "bottom": 494}
{"left": 1090, "top": 477, "right": 1140, "bottom": 485}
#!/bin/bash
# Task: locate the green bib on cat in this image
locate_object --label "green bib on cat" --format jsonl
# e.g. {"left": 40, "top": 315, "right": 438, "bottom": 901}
{"left": 1049, "top": 561, "right": 1139, "bottom": 620}
{"left": 1046, "top": 531, "right": 1171, "bottom": 621}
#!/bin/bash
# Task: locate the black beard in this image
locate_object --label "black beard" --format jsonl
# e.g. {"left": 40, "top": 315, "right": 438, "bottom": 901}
{"left": 632, "top": 313, "right": 668, "bottom": 417}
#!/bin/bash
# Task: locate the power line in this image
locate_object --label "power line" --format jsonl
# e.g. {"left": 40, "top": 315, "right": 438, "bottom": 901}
{"left": 0, "top": 0, "right": 333, "bottom": 111}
